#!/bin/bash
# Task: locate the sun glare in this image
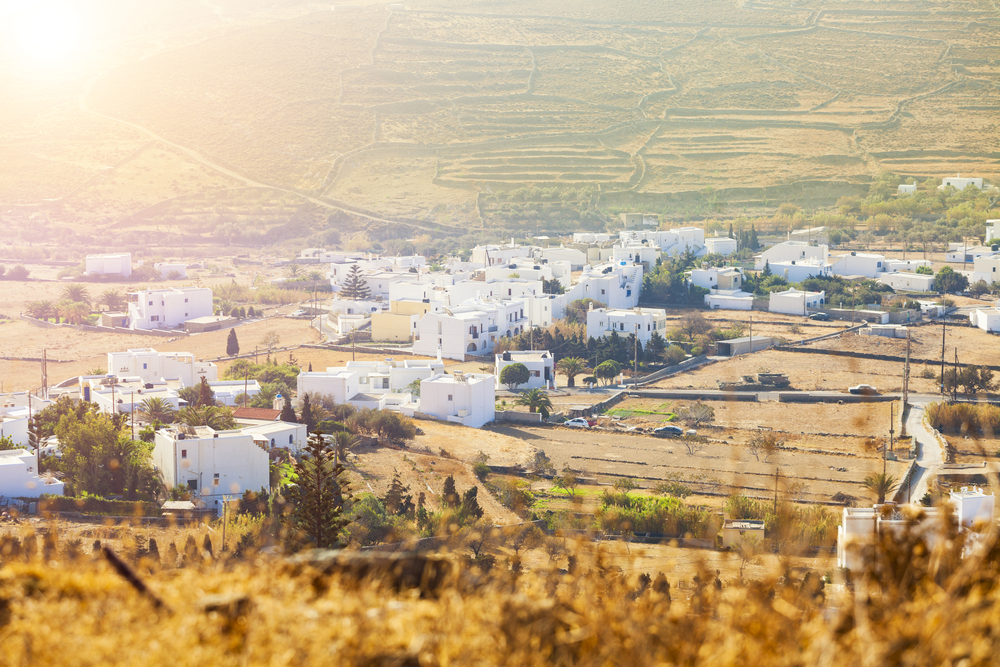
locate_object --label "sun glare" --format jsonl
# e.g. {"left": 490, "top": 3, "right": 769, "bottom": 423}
{"left": 11, "top": 3, "right": 83, "bottom": 69}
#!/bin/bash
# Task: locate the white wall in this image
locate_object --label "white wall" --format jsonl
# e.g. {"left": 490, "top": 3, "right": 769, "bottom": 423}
{"left": 769, "top": 290, "right": 825, "bottom": 315}
{"left": 830, "top": 253, "right": 886, "bottom": 278}
{"left": 86, "top": 253, "right": 131, "bottom": 278}
{"left": 419, "top": 373, "right": 495, "bottom": 429}
{"left": 107, "top": 349, "right": 217, "bottom": 386}
{"left": 878, "top": 272, "right": 936, "bottom": 292}
{"left": 0, "top": 449, "right": 64, "bottom": 498}
{"left": 756, "top": 242, "right": 828, "bottom": 270}
{"left": 153, "top": 429, "right": 269, "bottom": 504}
{"left": 297, "top": 370, "right": 360, "bottom": 404}
{"left": 705, "top": 237, "right": 738, "bottom": 255}
{"left": 128, "top": 288, "right": 213, "bottom": 330}
{"left": 495, "top": 351, "right": 556, "bottom": 390}
{"left": 586, "top": 308, "right": 668, "bottom": 344}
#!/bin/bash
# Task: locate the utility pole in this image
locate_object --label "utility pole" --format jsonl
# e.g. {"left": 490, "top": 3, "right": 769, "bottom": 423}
{"left": 41, "top": 349, "right": 47, "bottom": 400}
{"left": 130, "top": 390, "right": 135, "bottom": 441}
{"left": 633, "top": 323, "right": 639, "bottom": 376}
{"left": 940, "top": 320, "right": 947, "bottom": 395}
{"left": 902, "top": 331, "right": 910, "bottom": 436}
{"left": 773, "top": 468, "right": 779, "bottom": 515}
{"left": 889, "top": 402, "right": 895, "bottom": 456}
{"left": 748, "top": 315, "right": 752, "bottom": 351}
{"left": 954, "top": 348, "right": 959, "bottom": 402}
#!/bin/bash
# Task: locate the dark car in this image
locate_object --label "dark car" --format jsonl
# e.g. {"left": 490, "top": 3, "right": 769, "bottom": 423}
{"left": 808, "top": 312, "right": 830, "bottom": 321}
{"left": 653, "top": 425, "right": 684, "bottom": 438}
{"left": 849, "top": 384, "right": 878, "bottom": 395}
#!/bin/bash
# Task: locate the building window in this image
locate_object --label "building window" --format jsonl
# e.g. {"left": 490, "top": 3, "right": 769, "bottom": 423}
{"left": 187, "top": 480, "right": 198, "bottom": 491}
{"left": 271, "top": 438, "right": 276, "bottom": 446}
{"left": 181, "top": 449, "right": 187, "bottom": 458}
{"left": 143, "top": 363, "right": 147, "bottom": 369}
{"left": 184, "top": 298, "right": 188, "bottom": 303}
{"left": 213, "top": 478, "right": 220, "bottom": 486}
{"left": 289, "top": 435, "right": 294, "bottom": 444}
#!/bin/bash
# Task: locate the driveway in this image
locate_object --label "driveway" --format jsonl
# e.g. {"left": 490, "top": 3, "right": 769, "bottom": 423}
{"left": 900, "top": 394, "right": 946, "bottom": 503}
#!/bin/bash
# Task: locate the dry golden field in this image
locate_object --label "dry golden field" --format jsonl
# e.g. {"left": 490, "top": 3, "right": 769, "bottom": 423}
{"left": 2, "top": 0, "right": 996, "bottom": 240}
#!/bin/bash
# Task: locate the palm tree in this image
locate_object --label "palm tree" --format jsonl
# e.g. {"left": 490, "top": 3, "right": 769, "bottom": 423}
{"left": 285, "top": 263, "right": 302, "bottom": 279}
{"left": 514, "top": 388, "right": 553, "bottom": 417}
{"left": 139, "top": 397, "right": 177, "bottom": 424}
{"left": 61, "top": 283, "right": 90, "bottom": 306}
{"left": 332, "top": 431, "right": 358, "bottom": 463}
{"left": 862, "top": 472, "right": 899, "bottom": 504}
{"left": 556, "top": 357, "right": 589, "bottom": 388}
{"left": 25, "top": 300, "right": 53, "bottom": 322}
{"left": 178, "top": 405, "right": 236, "bottom": 430}
{"left": 58, "top": 300, "right": 91, "bottom": 325}
{"left": 100, "top": 289, "right": 125, "bottom": 312}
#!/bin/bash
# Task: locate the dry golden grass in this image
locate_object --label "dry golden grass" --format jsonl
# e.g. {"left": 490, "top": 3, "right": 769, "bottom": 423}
{"left": 5, "top": 511, "right": 1000, "bottom": 666}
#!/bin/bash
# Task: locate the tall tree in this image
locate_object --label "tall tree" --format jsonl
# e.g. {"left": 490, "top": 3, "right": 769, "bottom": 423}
{"left": 100, "top": 289, "right": 125, "bottom": 311}
{"left": 340, "top": 265, "right": 371, "bottom": 300}
{"left": 442, "top": 475, "right": 460, "bottom": 509}
{"left": 280, "top": 394, "right": 297, "bottom": 423}
{"left": 499, "top": 363, "right": 530, "bottom": 391}
{"left": 556, "top": 357, "right": 589, "bottom": 388}
{"left": 284, "top": 432, "right": 353, "bottom": 551}
{"left": 196, "top": 377, "right": 214, "bottom": 407}
{"left": 226, "top": 328, "right": 240, "bottom": 357}
{"left": 514, "top": 388, "right": 553, "bottom": 418}
{"left": 61, "top": 283, "right": 90, "bottom": 306}
{"left": 300, "top": 394, "right": 316, "bottom": 432}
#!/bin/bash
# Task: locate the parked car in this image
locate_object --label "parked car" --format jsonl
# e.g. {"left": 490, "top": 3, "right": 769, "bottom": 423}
{"left": 808, "top": 312, "right": 830, "bottom": 321}
{"left": 653, "top": 425, "right": 684, "bottom": 438}
{"left": 849, "top": 384, "right": 879, "bottom": 395}
{"left": 564, "top": 417, "right": 591, "bottom": 428}
{"left": 288, "top": 309, "right": 308, "bottom": 317}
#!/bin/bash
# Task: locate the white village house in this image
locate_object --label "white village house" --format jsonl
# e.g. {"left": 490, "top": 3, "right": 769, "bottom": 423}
{"left": 0, "top": 449, "right": 64, "bottom": 499}
{"left": 769, "top": 289, "right": 825, "bottom": 316}
{"left": 417, "top": 372, "right": 495, "bottom": 429}
{"left": 495, "top": 351, "right": 556, "bottom": 390}
{"left": 127, "top": 287, "right": 213, "bottom": 330}
{"left": 86, "top": 252, "right": 131, "bottom": 278}
{"left": 586, "top": 307, "right": 668, "bottom": 345}
{"left": 413, "top": 299, "right": 528, "bottom": 360}
{"left": 108, "top": 348, "right": 218, "bottom": 386}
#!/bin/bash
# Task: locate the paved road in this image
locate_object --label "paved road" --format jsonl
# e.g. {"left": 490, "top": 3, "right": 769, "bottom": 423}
{"left": 901, "top": 395, "right": 946, "bottom": 503}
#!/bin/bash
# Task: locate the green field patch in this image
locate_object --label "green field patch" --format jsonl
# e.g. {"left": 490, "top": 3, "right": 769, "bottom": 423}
{"left": 605, "top": 403, "right": 677, "bottom": 420}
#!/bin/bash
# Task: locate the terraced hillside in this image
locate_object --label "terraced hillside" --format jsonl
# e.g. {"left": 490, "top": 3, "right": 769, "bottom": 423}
{"left": 1, "top": 0, "right": 997, "bottom": 242}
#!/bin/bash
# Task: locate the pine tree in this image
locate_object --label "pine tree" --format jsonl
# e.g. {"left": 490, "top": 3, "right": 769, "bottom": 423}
{"left": 308, "top": 362, "right": 313, "bottom": 372}
{"left": 280, "top": 394, "right": 297, "bottom": 423}
{"left": 442, "top": 475, "right": 460, "bottom": 508}
{"left": 226, "top": 328, "right": 240, "bottom": 357}
{"left": 750, "top": 224, "right": 760, "bottom": 251}
{"left": 340, "top": 265, "right": 371, "bottom": 300}
{"left": 284, "top": 432, "right": 353, "bottom": 550}
{"left": 762, "top": 260, "right": 772, "bottom": 278}
{"left": 383, "top": 473, "right": 413, "bottom": 516}
{"left": 728, "top": 223, "right": 734, "bottom": 239}
{"left": 300, "top": 394, "right": 316, "bottom": 432}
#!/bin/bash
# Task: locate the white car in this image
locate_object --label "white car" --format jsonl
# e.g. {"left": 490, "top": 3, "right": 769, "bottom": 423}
{"left": 564, "top": 417, "right": 590, "bottom": 428}
{"left": 288, "top": 309, "right": 308, "bottom": 317}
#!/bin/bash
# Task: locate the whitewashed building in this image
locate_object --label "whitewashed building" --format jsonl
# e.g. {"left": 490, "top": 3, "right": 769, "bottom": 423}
{"left": 879, "top": 272, "right": 936, "bottom": 292}
{"left": 765, "top": 259, "right": 833, "bottom": 282}
{"left": 107, "top": 348, "right": 218, "bottom": 386}
{"left": 153, "top": 426, "right": 270, "bottom": 511}
{"left": 86, "top": 253, "right": 131, "bottom": 278}
{"left": 705, "top": 290, "right": 754, "bottom": 311}
{"left": 705, "top": 237, "right": 738, "bottom": 255}
{"left": 972, "top": 255, "right": 1000, "bottom": 285}
{"left": 127, "top": 287, "right": 213, "bottom": 330}
{"left": 418, "top": 372, "right": 495, "bottom": 429}
{"left": 689, "top": 267, "right": 743, "bottom": 291}
{"left": 239, "top": 421, "right": 307, "bottom": 453}
{"left": 0, "top": 449, "right": 64, "bottom": 498}
{"left": 939, "top": 175, "right": 984, "bottom": 190}
{"left": 0, "top": 402, "right": 30, "bottom": 449}
{"left": 885, "top": 259, "right": 932, "bottom": 273}
{"left": 987, "top": 221, "right": 998, "bottom": 242}
{"left": 413, "top": 299, "right": 527, "bottom": 360}
{"left": 471, "top": 242, "right": 534, "bottom": 267}
{"left": 972, "top": 302, "right": 1000, "bottom": 333}
{"left": 297, "top": 359, "right": 445, "bottom": 404}
{"left": 586, "top": 307, "right": 668, "bottom": 345}
{"left": 947, "top": 244, "right": 998, "bottom": 264}
{"left": 754, "top": 242, "right": 828, "bottom": 271}
{"left": 495, "top": 350, "right": 556, "bottom": 390}
{"left": 830, "top": 252, "right": 887, "bottom": 279}
{"left": 769, "top": 289, "right": 825, "bottom": 315}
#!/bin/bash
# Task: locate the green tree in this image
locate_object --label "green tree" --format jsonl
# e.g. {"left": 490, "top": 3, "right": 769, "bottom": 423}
{"left": 514, "top": 388, "right": 553, "bottom": 418}
{"left": 55, "top": 411, "right": 121, "bottom": 495}
{"left": 556, "top": 357, "right": 589, "bottom": 388}
{"left": 542, "top": 278, "right": 565, "bottom": 295}
{"left": 862, "top": 472, "right": 899, "bottom": 504}
{"left": 595, "top": 360, "right": 622, "bottom": 386}
{"left": 564, "top": 298, "right": 605, "bottom": 324}
{"left": 280, "top": 394, "right": 297, "bottom": 423}
{"left": 499, "top": 363, "right": 530, "bottom": 391}
{"left": 340, "top": 265, "right": 371, "bottom": 300}
{"left": 7, "top": 265, "right": 29, "bottom": 280}
{"left": 0, "top": 435, "right": 19, "bottom": 451}
{"left": 99, "top": 289, "right": 125, "bottom": 311}
{"left": 138, "top": 397, "right": 176, "bottom": 424}
{"left": 61, "top": 284, "right": 90, "bottom": 305}
{"left": 178, "top": 405, "right": 236, "bottom": 430}
{"left": 196, "top": 377, "right": 215, "bottom": 407}
{"left": 442, "top": 475, "right": 460, "bottom": 509}
{"left": 300, "top": 394, "right": 316, "bottom": 432}
{"left": 915, "top": 265, "right": 934, "bottom": 275}
{"left": 934, "top": 266, "right": 969, "bottom": 294}
{"left": 226, "top": 328, "right": 240, "bottom": 357}
{"left": 284, "top": 432, "right": 353, "bottom": 551}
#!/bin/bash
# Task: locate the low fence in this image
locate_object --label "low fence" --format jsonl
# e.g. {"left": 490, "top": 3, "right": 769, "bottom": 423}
{"left": 772, "top": 345, "right": 1000, "bottom": 372}
{"left": 19, "top": 314, "right": 182, "bottom": 338}
{"left": 625, "top": 354, "right": 711, "bottom": 387}
{"left": 495, "top": 410, "right": 543, "bottom": 424}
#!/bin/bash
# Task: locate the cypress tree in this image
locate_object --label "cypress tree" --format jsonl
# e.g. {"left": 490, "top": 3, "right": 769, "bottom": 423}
{"left": 226, "top": 328, "right": 240, "bottom": 357}
{"left": 197, "top": 376, "right": 214, "bottom": 407}
{"left": 280, "top": 394, "right": 297, "bottom": 423}
{"left": 300, "top": 394, "right": 316, "bottom": 432}
{"left": 460, "top": 487, "right": 484, "bottom": 520}
{"left": 442, "top": 475, "right": 459, "bottom": 509}
{"left": 284, "top": 431, "right": 353, "bottom": 550}
{"left": 728, "top": 223, "right": 734, "bottom": 239}
{"left": 750, "top": 224, "right": 759, "bottom": 251}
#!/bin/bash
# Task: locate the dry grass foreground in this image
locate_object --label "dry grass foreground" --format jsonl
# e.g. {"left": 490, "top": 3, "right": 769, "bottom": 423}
{"left": 3, "top": 513, "right": 1000, "bottom": 666}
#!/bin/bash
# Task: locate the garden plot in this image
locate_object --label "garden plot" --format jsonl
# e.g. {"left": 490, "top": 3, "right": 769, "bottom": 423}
{"left": 490, "top": 423, "right": 907, "bottom": 506}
